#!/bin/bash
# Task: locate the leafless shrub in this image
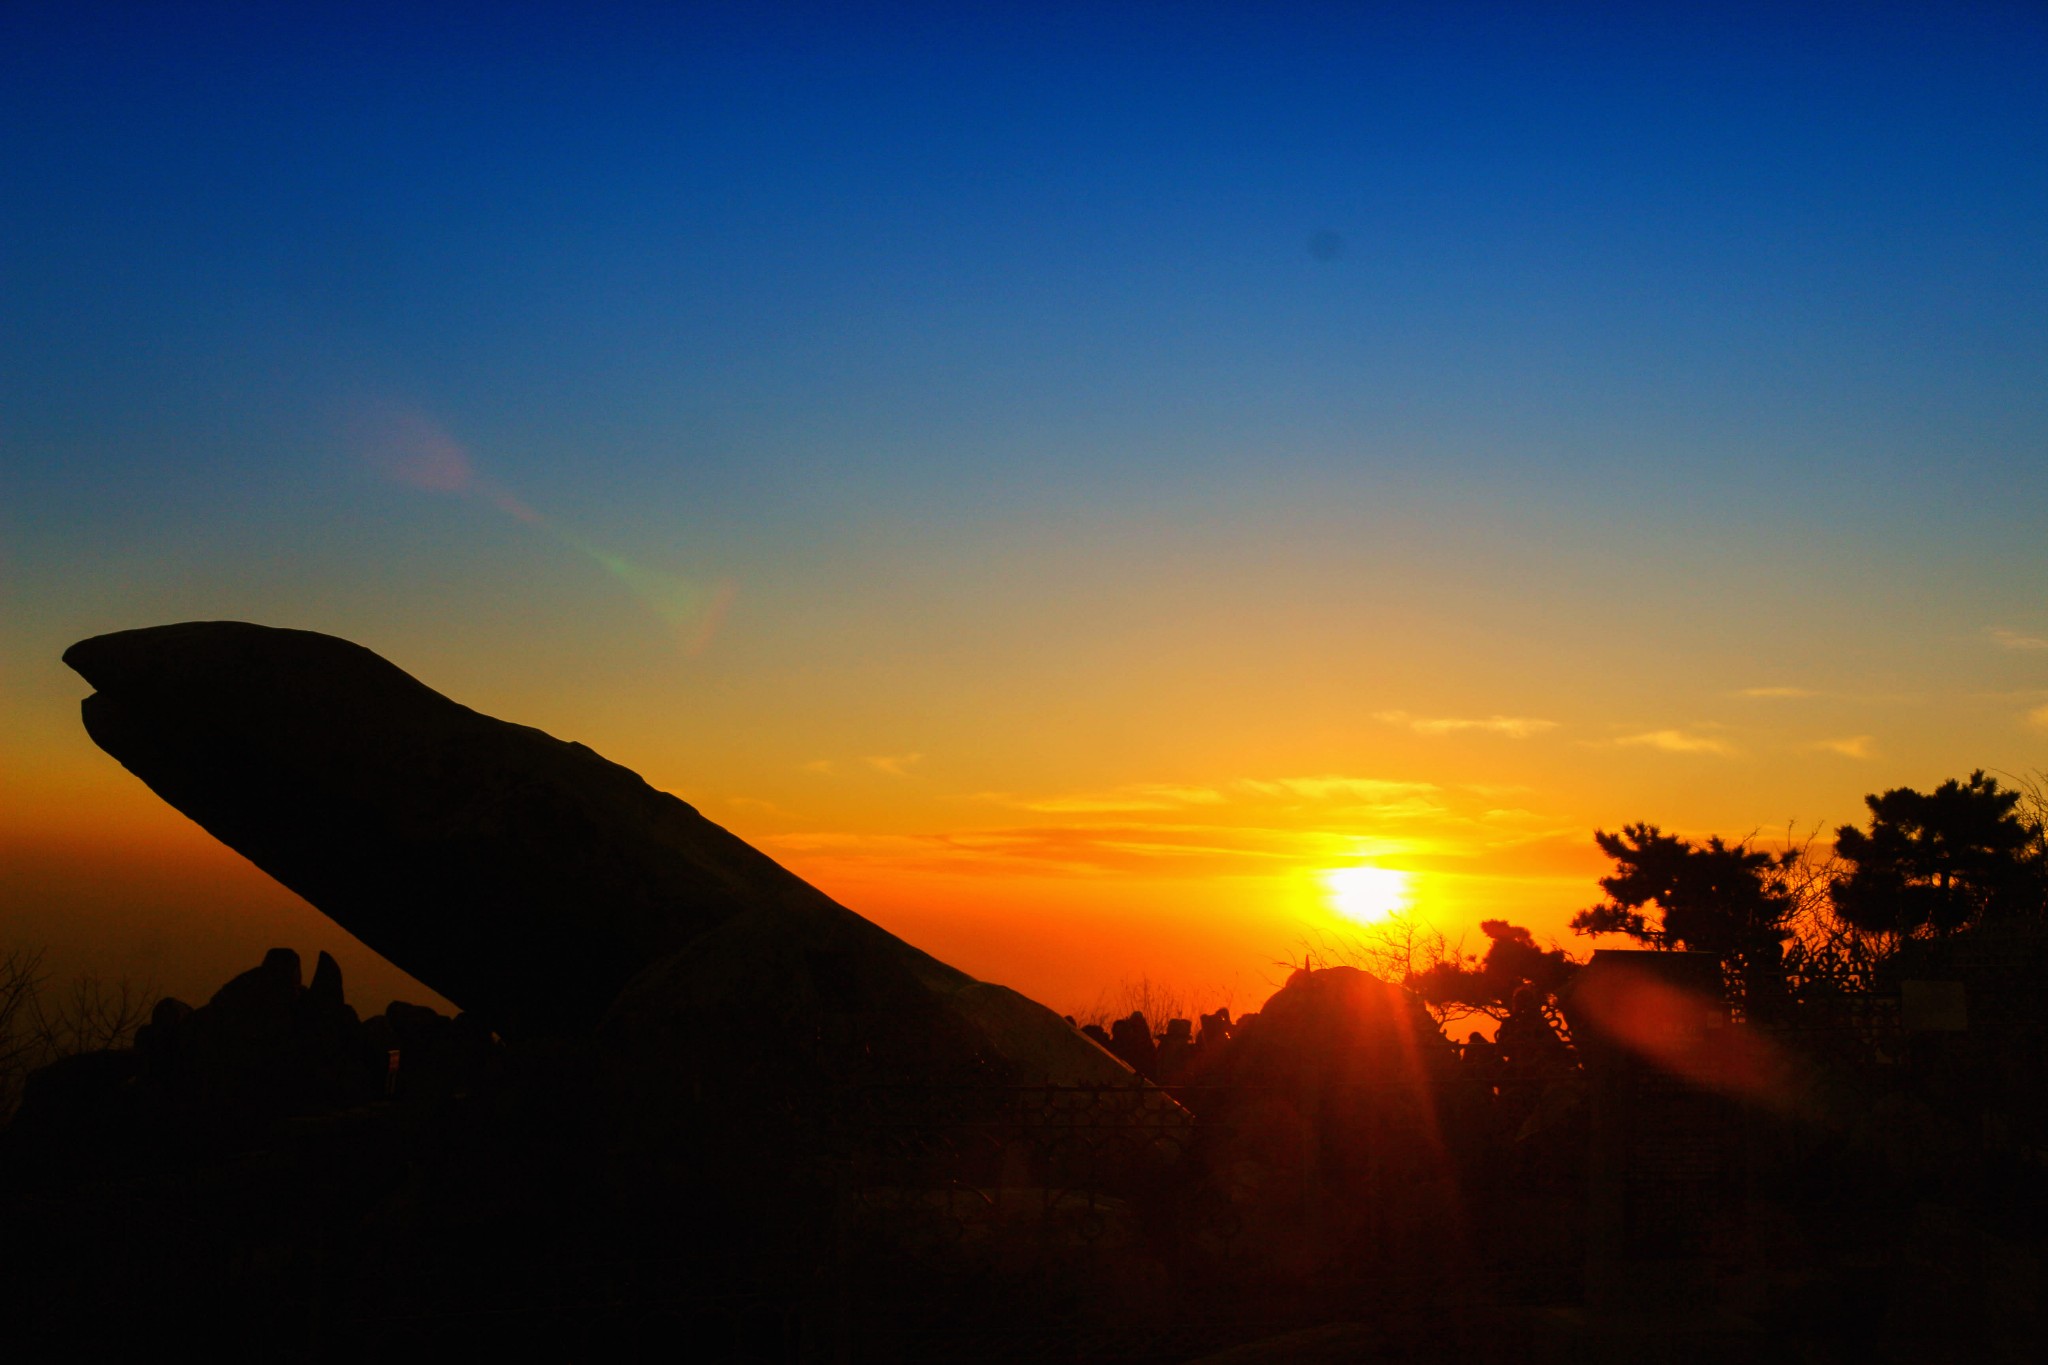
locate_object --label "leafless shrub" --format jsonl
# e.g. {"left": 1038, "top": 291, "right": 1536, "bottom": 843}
{"left": 1322, "top": 914, "right": 1457, "bottom": 986}
{"left": 0, "top": 946, "right": 156, "bottom": 1122}
{"left": 1072, "top": 974, "right": 1223, "bottom": 1033}
{"left": 0, "top": 948, "right": 47, "bottom": 1117}
{"left": 1763, "top": 822, "right": 1899, "bottom": 997}
{"left": 50, "top": 974, "right": 156, "bottom": 1053}
{"left": 2002, "top": 767, "right": 2048, "bottom": 856}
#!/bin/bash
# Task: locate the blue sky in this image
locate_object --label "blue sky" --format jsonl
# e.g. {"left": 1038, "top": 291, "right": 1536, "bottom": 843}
{"left": 9, "top": 3, "right": 2042, "bottom": 518}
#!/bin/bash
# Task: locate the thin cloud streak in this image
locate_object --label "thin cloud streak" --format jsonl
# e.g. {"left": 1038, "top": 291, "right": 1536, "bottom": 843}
{"left": 1615, "top": 729, "right": 1736, "bottom": 757}
{"left": 1989, "top": 628, "right": 2048, "bottom": 652}
{"left": 981, "top": 775, "right": 1439, "bottom": 815}
{"left": 724, "top": 795, "right": 788, "bottom": 814}
{"left": 1235, "top": 775, "right": 1439, "bottom": 802}
{"left": 762, "top": 822, "right": 1348, "bottom": 879}
{"left": 766, "top": 774, "right": 1583, "bottom": 883}
{"left": 1005, "top": 783, "right": 1229, "bottom": 813}
{"left": 1374, "top": 710, "right": 1558, "bottom": 738}
{"left": 1807, "top": 736, "right": 1874, "bottom": 759}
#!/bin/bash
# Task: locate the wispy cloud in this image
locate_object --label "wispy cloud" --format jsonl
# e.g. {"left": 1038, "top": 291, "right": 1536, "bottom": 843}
{"left": 1004, "top": 783, "right": 1227, "bottom": 813}
{"left": 724, "top": 795, "right": 788, "bottom": 814}
{"left": 1459, "top": 781, "right": 1534, "bottom": 798}
{"left": 1374, "top": 710, "right": 1558, "bottom": 738}
{"left": 864, "top": 753, "right": 924, "bottom": 778}
{"left": 775, "top": 769, "right": 1580, "bottom": 883}
{"left": 762, "top": 822, "right": 1342, "bottom": 879}
{"left": 1807, "top": 736, "right": 1874, "bottom": 759}
{"left": 1990, "top": 627, "right": 2048, "bottom": 652}
{"left": 1615, "top": 729, "right": 1736, "bottom": 756}
{"left": 764, "top": 793, "right": 1583, "bottom": 881}
{"left": 1235, "top": 775, "right": 1439, "bottom": 802}
{"left": 1734, "top": 686, "right": 1817, "bottom": 699}
{"left": 2028, "top": 704, "right": 2048, "bottom": 734}
{"left": 801, "top": 759, "right": 837, "bottom": 776}
{"left": 984, "top": 776, "right": 1437, "bottom": 815}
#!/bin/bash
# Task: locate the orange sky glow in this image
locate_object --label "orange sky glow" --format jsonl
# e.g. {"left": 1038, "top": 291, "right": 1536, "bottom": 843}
{"left": 10, "top": 609, "right": 2041, "bottom": 1023}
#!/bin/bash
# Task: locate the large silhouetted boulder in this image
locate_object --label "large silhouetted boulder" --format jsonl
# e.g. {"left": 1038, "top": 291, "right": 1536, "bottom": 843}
{"left": 63, "top": 622, "right": 1137, "bottom": 1104}
{"left": 1196, "top": 967, "right": 1466, "bottom": 1276}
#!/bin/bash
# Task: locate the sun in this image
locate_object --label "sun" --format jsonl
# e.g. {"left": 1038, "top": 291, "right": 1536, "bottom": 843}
{"left": 1320, "top": 864, "right": 1414, "bottom": 924}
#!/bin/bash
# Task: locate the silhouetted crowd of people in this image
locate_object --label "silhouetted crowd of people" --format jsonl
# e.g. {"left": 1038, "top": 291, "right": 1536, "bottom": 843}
{"left": 1074, "top": 1007, "right": 1236, "bottom": 1087}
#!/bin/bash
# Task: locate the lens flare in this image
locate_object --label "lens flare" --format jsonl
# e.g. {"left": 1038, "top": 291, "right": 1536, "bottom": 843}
{"left": 1320, "top": 864, "right": 1412, "bottom": 924}
{"left": 361, "top": 407, "right": 733, "bottom": 653}
{"left": 559, "top": 532, "right": 737, "bottom": 653}
{"left": 1573, "top": 959, "right": 1797, "bottom": 1113}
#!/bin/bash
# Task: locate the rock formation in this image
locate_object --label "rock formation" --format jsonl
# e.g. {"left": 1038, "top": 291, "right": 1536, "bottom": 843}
{"left": 1193, "top": 966, "right": 1469, "bottom": 1280}
{"left": 64, "top": 622, "right": 1137, "bottom": 1099}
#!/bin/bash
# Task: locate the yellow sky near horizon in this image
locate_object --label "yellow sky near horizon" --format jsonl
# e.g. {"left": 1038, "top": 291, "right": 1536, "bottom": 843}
{"left": 7, "top": 610, "right": 2043, "bottom": 1025}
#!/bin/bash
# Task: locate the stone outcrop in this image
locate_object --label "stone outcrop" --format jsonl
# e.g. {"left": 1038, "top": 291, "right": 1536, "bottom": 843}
{"left": 1194, "top": 966, "right": 1467, "bottom": 1278}
{"left": 65, "top": 622, "right": 1137, "bottom": 1099}
{"left": 11, "top": 948, "right": 414, "bottom": 1148}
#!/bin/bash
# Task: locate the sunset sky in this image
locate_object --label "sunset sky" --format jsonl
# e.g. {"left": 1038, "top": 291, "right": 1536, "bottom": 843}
{"left": 4, "top": 3, "right": 2045, "bottom": 1018}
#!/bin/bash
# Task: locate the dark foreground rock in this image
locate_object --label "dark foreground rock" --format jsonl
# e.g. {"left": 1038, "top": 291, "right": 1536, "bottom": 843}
{"left": 2, "top": 933, "right": 1215, "bottom": 1358}
{"left": 7, "top": 947, "right": 479, "bottom": 1162}
{"left": 63, "top": 621, "right": 1136, "bottom": 1104}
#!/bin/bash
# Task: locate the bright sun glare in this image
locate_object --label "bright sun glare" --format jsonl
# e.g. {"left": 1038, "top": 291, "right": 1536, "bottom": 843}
{"left": 1320, "top": 865, "right": 1414, "bottom": 924}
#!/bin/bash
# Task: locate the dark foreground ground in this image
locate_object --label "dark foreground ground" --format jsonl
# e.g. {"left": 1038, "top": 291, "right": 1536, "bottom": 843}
{"left": 6, "top": 942, "right": 2046, "bottom": 1364}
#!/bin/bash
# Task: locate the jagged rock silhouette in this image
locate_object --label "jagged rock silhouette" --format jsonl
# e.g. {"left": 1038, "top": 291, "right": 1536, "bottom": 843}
{"left": 64, "top": 621, "right": 1137, "bottom": 1095}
